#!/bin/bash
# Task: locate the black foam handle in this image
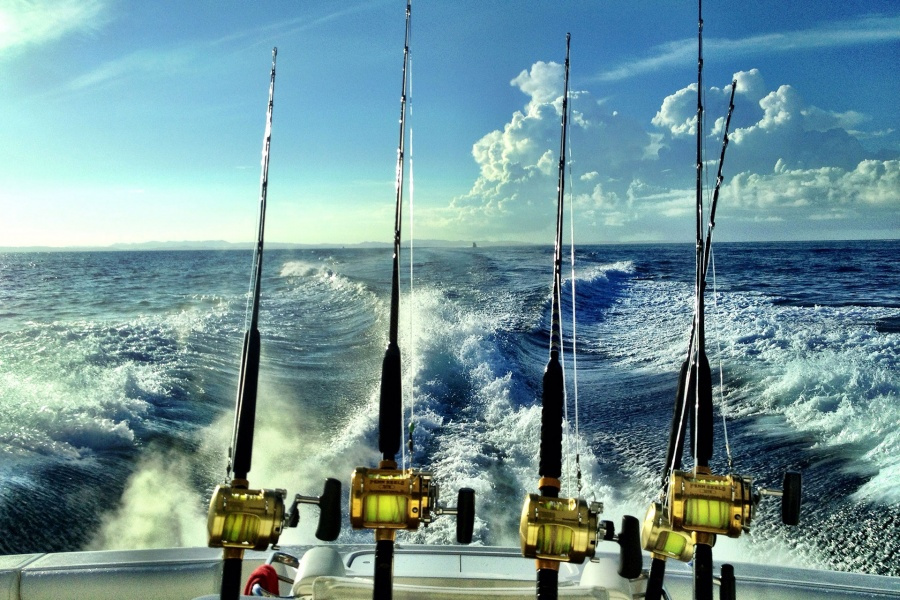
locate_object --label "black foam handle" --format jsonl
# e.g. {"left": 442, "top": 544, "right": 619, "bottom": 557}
{"left": 617, "top": 515, "right": 643, "bottom": 579}
{"left": 315, "top": 478, "right": 342, "bottom": 541}
{"left": 539, "top": 355, "right": 564, "bottom": 480}
{"left": 456, "top": 488, "right": 475, "bottom": 544}
{"left": 782, "top": 471, "right": 802, "bottom": 526}
{"left": 220, "top": 557, "right": 243, "bottom": 600}
{"left": 378, "top": 343, "right": 402, "bottom": 460}
{"left": 646, "top": 557, "right": 666, "bottom": 600}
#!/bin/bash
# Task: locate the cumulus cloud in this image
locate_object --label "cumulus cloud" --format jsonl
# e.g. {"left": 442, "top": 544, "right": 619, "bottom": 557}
{"left": 727, "top": 159, "right": 900, "bottom": 211}
{"left": 448, "top": 60, "right": 898, "bottom": 243}
{"left": 0, "top": 0, "right": 108, "bottom": 54}
{"left": 449, "top": 62, "right": 657, "bottom": 240}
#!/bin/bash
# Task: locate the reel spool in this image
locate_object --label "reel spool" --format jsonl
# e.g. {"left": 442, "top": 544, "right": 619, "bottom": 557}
{"left": 208, "top": 478, "right": 342, "bottom": 550}
{"left": 349, "top": 466, "right": 475, "bottom": 543}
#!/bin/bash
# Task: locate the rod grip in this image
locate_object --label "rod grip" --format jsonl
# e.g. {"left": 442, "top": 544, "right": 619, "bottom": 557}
{"left": 693, "top": 351, "right": 714, "bottom": 466}
{"left": 220, "top": 557, "right": 243, "bottom": 600}
{"left": 536, "top": 567, "right": 558, "bottom": 600}
{"left": 378, "top": 343, "right": 402, "bottom": 459}
{"left": 693, "top": 543, "right": 714, "bottom": 600}
{"left": 645, "top": 557, "right": 666, "bottom": 600}
{"left": 232, "top": 328, "right": 261, "bottom": 479}
{"left": 374, "top": 539, "right": 394, "bottom": 600}
{"left": 539, "top": 356, "right": 564, "bottom": 479}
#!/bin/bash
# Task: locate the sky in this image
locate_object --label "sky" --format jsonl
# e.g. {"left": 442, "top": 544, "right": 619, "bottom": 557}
{"left": 1, "top": 0, "right": 898, "bottom": 247}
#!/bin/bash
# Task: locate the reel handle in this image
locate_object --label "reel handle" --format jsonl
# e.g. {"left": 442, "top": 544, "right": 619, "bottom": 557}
{"left": 617, "top": 515, "right": 643, "bottom": 579}
{"left": 596, "top": 516, "right": 642, "bottom": 579}
{"left": 434, "top": 487, "right": 476, "bottom": 544}
{"left": 757, "top": 470, "right": 801, "bottom": 526}
{"left": 287, "top": 478, "right": 343, "bottom": 541}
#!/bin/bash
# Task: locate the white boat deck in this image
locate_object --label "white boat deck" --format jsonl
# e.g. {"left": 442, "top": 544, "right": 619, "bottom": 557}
{"left": 0, "top": 544, "right": 897, "bottom": 599}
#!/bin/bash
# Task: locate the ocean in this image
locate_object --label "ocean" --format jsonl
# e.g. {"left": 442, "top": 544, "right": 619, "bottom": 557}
{"left": 0, "top": 240, "right": 897, "bottom": 577}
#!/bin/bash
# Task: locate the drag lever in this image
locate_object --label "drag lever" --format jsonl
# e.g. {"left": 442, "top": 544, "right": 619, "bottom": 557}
{"left": 285, "top": 478, "right": 342, "bottom": 541}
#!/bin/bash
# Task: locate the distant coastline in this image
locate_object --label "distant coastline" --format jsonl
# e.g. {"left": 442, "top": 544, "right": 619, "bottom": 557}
{"left": 0, "top": 237, "right": 895, "bottom": 253}
{"left": 0, "top": 239, "right": 535, "bottom": 253}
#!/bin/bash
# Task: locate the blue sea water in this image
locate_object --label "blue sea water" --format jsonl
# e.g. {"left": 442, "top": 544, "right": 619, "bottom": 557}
{"left": 0, "top": 240, "right": 897, "bottom": 576}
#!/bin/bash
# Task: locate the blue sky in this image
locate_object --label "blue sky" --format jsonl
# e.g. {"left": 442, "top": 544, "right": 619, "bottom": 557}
{"left": 1, "top": 0, "right": 898, "bottom": 247}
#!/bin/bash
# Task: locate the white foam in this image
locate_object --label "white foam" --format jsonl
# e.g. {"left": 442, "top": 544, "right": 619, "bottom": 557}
{"left": 88, "top": 452, "right": 207, "bottom": 550}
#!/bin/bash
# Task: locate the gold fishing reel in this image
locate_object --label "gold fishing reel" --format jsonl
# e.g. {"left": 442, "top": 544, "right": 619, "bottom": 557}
{"left": 641, "top": 501, "right": 694, "bottom": 561}
{"left": 208, "top": 478, "right": 343, "bottom": 551}
{"left": 519, "top": 494, "right": 603, "bottom": 563}
{"left": 669, "top": 469, "right": 754, "bottom": 538}
{"left": 349, "top": 464, "right": 475, "bottom": 542}
{"left": 207, "top": 484, "right": 287, "bottom": 551}
{"left": 641, "top": 469, "right": 802, "bottom": 561}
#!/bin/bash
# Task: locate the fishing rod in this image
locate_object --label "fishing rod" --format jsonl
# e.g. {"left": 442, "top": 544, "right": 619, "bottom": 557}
{"left": 205, "top": 48, "right": 341, "bottom": 600}
{"left": 641, "top": 4, "right": 801, "bottom": 599}
{"left": 348, "top": 3, "right": 474, "bottom": 599}
{"left": 518, "top": 33, "right": 641, "bottom": 600}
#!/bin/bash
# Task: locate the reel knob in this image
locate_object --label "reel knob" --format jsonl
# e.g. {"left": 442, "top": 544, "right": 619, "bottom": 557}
{"left": 286, "top": 478, "right": 343, "bottom": 541}
{"left": 757, "top": 470, "right": 802, "bottom": 526}
{"left": 456, "top": 488, "right": 475, "bottom": 544}
{"left": 781, "top": 471, "right": 801, "bottom": 526}
{"left": 434, "top": 487, "right": 476, "bottom": 544}
{"left": 617, "top": 515, "right": 643, "bottom": 580}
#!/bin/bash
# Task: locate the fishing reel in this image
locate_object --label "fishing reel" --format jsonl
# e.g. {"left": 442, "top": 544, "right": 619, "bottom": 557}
{"left": 641, "top": 469, "right": 802, "bottom": 559}
{"left": 641, "top": 501, "right": 694, "bottom": 561}
{"left": 207, "top": 478, "right": 342, "bottom": 551}
{"left": 520, "top": 494, "right": 602, "bottom": 563}
{"left": 349, "top": 464, "right": 475, "bottom": 543}
{"left": 520, "top": 493, "right": 643, "bottom": 578}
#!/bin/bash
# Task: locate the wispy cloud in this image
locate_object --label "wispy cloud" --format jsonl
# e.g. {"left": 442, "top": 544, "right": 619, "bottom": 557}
{"left": 0, "top": 0, "right": 109, "bottom": 54}
{"left": 64, "top": 47, "right": 192, "bottom": 92}
{"left": 594, "top": 14, "right": 900, "bottom": 82}
{"left": 206, "top": 0, "right": 391, "bottom": 49}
